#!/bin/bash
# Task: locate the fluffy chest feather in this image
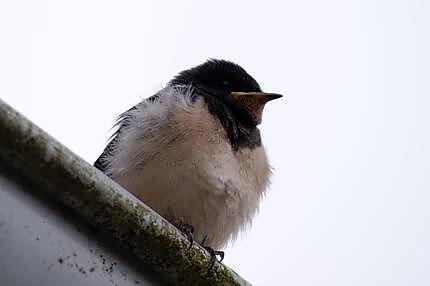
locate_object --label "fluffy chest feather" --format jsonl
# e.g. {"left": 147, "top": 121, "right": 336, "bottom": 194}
{"left": 105, "top": 88, "right": 271, "bottom": 248}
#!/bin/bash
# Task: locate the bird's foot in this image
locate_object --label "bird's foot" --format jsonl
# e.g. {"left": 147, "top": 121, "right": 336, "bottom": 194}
{"left": 172, "top": 219, "right": 194, "bottom": 249}
{"left": 203, "top": 245, "right": 225, "bottom": 271}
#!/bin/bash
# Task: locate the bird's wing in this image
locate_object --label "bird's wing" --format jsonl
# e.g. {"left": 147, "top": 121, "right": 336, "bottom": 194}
{"left": 94, "top": 93, "right": 161, "bottom": 172}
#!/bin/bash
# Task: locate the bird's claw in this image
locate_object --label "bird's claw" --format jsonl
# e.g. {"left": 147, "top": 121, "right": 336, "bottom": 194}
{"left": 172, "top": 222, "right": 225, "bottom": 272}
{"left": 204, "top": 246, "right": 225, "bottom": 271}
{"left": 172, "top": 219, "right": 194, "bottom": 249}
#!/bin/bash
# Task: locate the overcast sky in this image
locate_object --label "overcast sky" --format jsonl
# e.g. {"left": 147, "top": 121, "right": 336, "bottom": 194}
{"left": 1, "top": 1, "right": 430, "bottom": 285}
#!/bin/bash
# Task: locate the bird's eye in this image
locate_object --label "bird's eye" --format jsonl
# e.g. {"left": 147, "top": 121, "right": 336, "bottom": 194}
{"left": 221, "top": 80, "right": 230, "bottom": 86}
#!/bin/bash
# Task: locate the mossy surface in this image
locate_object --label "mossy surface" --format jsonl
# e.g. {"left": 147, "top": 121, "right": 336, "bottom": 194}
{"left": 0, "top": 100, "right": 251, "bottom": 286}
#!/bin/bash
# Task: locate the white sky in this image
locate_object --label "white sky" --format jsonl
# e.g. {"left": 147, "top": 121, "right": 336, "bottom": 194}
{"left": 1, "top": 1, "right": 430, "bottom": 285}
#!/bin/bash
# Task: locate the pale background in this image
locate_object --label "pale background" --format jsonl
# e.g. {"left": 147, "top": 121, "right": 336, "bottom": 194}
{"left": 1, "top": 1, "right": 430, "bottom": 285}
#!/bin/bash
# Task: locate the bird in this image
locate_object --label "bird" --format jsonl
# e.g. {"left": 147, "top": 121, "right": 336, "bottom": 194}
{"left": 94, "top": 59, "right": 282, "bottom": 261}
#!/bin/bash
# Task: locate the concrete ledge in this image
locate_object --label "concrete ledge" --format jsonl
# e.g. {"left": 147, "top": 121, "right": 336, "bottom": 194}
{"left": 0, "top": 99, "right": 251, "bottom": 286}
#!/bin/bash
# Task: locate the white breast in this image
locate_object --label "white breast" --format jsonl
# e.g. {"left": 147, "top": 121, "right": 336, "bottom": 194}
{"left": 105, "top": 87, "right": 271, "bottom": 248}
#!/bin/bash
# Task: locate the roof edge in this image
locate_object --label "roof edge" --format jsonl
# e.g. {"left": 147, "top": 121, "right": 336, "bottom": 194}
{"left": 0, "top": 99, "right": 251, "bottom": 286}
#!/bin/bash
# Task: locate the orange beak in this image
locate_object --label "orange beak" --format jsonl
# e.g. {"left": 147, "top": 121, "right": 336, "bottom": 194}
{"left": 230, "top": 92, "right": 283, "bottom": 103}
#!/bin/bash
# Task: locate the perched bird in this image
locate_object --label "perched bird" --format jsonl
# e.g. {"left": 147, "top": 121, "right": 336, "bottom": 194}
{"left": 94, "top": 59, "right": 281, "bottom": 258}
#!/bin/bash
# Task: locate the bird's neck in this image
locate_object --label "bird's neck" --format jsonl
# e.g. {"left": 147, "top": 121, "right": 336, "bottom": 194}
{"left": 200, "top": 92, "right": 262, "bottom": 151}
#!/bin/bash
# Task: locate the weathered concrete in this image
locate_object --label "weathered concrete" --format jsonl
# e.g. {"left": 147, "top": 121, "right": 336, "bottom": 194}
{"left": 0, "top": 99, "right": 251, "bottom": 286}
{"left": 0, "top": 165, "right": 167, "bottom": 286}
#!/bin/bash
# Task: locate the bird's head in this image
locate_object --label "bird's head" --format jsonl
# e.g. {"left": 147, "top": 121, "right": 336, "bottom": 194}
{"left": 170, "top": 59, "right": 282, "bottom": 126}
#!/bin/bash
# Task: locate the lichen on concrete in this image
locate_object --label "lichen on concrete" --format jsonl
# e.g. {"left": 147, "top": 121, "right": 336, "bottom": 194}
{"left": 0, "top": 100, "right": 251, "bottom": 286}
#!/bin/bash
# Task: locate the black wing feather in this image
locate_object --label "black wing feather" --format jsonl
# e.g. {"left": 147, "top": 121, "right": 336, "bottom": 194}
{"left": 94, "top": 93, "right": 161, "bottom": 172}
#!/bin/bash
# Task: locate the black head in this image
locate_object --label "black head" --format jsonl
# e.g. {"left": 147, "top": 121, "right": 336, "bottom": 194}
{"left": 170, "top": 59, "right": 282, "bottom": 150}
{"left": 170, "top": 59, "right": 262, "bottom": 96}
